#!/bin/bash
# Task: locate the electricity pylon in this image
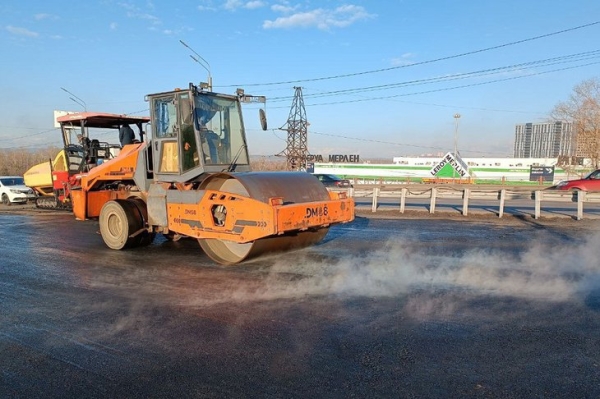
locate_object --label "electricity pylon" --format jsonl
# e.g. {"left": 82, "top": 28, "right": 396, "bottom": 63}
{"left": 278, "top": 87, "right": 308, "bottom": 171}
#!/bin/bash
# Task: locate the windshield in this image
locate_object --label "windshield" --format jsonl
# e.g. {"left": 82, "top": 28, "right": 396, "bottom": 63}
{"left": 150, "top": 90, "right": 251, "bottom": 175}
{"left": 193, "top": 93, "right": 248, "bottom": 166}
{"left": 1, "top": 177, "right": 25, "bottom": 186}
{"left": 60, "top": 125, "right": 81, "bottom": 147}
{"left": 584, "top": 169, "right": 600, "bottom": 179}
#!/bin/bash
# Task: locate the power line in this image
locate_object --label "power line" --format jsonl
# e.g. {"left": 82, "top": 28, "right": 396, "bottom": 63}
{"left": 267, "top": 50, "right": 600, "bottom": 103}
{"left": 0, "top": 128, "right": 60, "bottom": 142}
{"left": 223, "top": 20, "right": 600, "bottom": 88}
{"left": 267, "top": 60, "right": 600, "bottom": 109}
{"left": 310, "top": 51, "right": 600, "bottom": 99}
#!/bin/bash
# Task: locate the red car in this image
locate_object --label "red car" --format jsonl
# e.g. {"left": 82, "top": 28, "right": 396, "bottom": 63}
{"left": 555, "top": 169, "right": 600, "bottom": 191}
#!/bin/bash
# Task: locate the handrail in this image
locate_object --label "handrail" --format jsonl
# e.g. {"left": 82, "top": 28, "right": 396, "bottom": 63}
{"left": 332, "top": 184, "right": 600, "bottom": 220}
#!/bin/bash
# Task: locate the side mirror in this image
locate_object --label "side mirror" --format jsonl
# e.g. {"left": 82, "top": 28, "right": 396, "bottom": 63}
{"left": 259, "top": 108, "right": 267, "bottom": 131}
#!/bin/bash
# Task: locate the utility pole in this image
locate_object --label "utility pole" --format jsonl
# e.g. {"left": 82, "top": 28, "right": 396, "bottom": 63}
{"left": 278, "top": 87, "right": 308, "bottom": 171}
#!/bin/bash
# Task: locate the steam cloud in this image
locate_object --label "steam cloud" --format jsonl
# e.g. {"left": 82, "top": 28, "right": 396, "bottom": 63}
{"left": 80, "top": 229, "right": 600, "bottom": 342}
{"left": 175, "top": 230, "right": 600, "bottom": 307}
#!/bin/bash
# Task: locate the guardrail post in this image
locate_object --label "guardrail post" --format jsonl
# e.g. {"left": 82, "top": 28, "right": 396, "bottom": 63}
{"left": 400, "top": 187, "right": 407, "bottom": 213}
{"left": 348, "top": 183, "right": 597, "bottom": 221}
{"left": 577, "top": 190, "right": 585, "bottom": 220}
{"left": 535, "top": 190, "right": 542, "bottom": 219}
{"left": 372, "top": 187, "right": 379, "bottom": 213}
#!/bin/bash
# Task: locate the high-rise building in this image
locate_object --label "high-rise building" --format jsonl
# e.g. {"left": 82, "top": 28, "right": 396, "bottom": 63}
{"left": 513, "top": 121, "right": 574, "bottom": 158}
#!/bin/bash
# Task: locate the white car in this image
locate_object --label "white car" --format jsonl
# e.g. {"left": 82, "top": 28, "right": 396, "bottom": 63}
{"left": 0, "top": 176, "right": 37, "bottom": 205}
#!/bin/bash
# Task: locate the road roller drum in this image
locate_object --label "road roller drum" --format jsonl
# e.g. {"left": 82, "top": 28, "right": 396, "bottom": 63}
{"left": 197, "top": 172, "right": 337, "bottom": 264}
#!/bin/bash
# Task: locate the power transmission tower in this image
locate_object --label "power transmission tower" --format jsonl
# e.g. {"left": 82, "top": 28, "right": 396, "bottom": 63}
{"left": 278, "top": 87, "right": 308, "bottom": 171}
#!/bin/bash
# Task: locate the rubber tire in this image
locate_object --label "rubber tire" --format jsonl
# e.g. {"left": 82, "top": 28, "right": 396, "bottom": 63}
{"left": 129, "top": 198, "right": 156, "bottom": 246}
{"left": 2, "top": 194, "right": 11, "bottom": 206}
{"left": 99, "top": 200, "right": 143, "bottom": 250}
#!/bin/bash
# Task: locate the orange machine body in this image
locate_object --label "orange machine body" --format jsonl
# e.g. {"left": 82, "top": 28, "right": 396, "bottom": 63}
{"left": 67, "top": 84, "right": 354, "bottom": 264}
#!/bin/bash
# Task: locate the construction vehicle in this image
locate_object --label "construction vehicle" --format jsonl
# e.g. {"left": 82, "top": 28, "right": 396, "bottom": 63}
{"left": 24, "top": 113, "right": 149, "bottom": 208}
{"left": 68, "top": 83, "right": 354, "bottom": 264}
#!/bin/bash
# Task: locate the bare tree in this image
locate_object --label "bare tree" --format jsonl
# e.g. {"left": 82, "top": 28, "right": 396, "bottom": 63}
{"left": 0, "top": 147, "right": 60, "bottom": 176}
{"left": 552, "top": 78, "right": 600, "bottom": 168}
{"left": 250, "top": 156, "right": 287, "bottom": 171}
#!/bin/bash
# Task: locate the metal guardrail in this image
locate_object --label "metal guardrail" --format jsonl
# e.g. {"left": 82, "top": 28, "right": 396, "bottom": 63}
{"left": 339, "top": 185, "right": 600, "bottom": 220}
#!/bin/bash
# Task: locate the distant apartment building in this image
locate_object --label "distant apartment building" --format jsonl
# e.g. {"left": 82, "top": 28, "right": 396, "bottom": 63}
{"left": 513, "top": 121, "right": 574, "bottom": 158}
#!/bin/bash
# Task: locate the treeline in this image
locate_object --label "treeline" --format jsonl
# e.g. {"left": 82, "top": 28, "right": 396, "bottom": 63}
{"left": 249, "top": 156, "right": 288, "bottom": 171}
{"left": 0, "top": 147, "right": 61, "bottom": 176}
{"left": 0, "top": 148, "right": 289, "bottom": 177}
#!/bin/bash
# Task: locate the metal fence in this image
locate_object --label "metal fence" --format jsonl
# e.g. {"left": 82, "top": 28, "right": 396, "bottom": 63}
{"left": 342, "top": 185, "right": 600, "bottom": 220}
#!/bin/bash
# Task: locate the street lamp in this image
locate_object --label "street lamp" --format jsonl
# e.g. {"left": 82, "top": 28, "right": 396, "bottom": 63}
{"left": 452, "top": 113, "right": 461, "bottom": 181}
{"left": 180, "top": 40, "right": 212, "bottom": 91}
{"left": 60, "top": 87, "right": 87, "bottom": 111}
{"left": 453, "top": 113, "right": 461, "bottom": 157}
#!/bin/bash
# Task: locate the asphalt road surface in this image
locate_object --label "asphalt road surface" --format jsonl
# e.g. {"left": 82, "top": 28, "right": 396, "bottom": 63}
{"left": 2, "top": 207, "right": 600, "bottom": 398}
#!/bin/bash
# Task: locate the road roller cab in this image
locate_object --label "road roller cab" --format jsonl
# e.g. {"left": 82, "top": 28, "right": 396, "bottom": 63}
{"left": 70, "top": 83, "right": 355, "bottom": 264}
{"left": 146, "top": 84, "right": 257, "bottom": 181}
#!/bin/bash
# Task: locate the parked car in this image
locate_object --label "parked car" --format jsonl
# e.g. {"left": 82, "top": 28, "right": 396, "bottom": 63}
{"left": 0, "top": 176, "right": 37, "bottom": 205}
{"left": 554, "top": 169, "right": 600, "bottom": 191}
{"left": 312, "top": 174, "right": 353, "bottom": 189}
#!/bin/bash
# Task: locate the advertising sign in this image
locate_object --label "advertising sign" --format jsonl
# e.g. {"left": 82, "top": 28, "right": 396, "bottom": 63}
{"left": 307, "top": 154, "right": 360, "bottom": 163}
{"left": 429, "top": 152, "right": 470, "bottom": 178}
{"left": 529, "top": 166, "right": 555, "bottom": 182}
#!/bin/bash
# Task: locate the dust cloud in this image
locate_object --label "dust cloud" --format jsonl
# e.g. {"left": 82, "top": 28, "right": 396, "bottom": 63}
{"left": 78, "top": 230, "right": 600, "bottom": 343}
{"left": 176, "top": 231, "right": 600, "bottom": 308}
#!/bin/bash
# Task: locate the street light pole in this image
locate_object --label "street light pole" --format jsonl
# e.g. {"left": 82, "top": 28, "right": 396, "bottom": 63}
{"left": 60, "top": 87, "right": 87, "bottom": 111}
{"left": 180, "top": 40, "right": 212, "bottom": 91}
{"left": 453, "top": 113, "right": 461, "bottom": 157}
{"left": 452, "top": 113, "right": 461, "bottom": 181}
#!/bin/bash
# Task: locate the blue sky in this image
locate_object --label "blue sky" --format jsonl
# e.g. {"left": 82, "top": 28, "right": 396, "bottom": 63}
{"left": 2, "top": 0, "right": 600, "bottom": 159}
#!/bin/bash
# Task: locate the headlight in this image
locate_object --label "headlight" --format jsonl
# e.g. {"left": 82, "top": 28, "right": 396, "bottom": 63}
{"left": 556, "top": 181, "right": 567, "bottom": 187}
{"left": 10, "top": 189, "right": 21, "bottom": 194}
